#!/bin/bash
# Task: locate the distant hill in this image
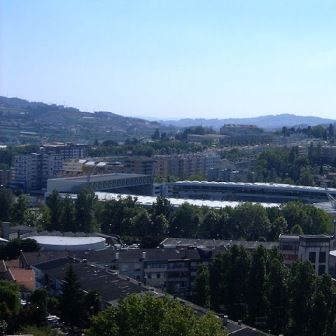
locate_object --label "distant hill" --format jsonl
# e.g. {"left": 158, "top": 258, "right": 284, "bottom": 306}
{"left": 161, "top": 114, "right": 336, "bottom": 130}
{"left": 0, "top": 96, "right": 164, "bottom": 144}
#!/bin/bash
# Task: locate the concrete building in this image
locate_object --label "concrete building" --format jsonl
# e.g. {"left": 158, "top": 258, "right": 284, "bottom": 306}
{"left": 11, "top": 144, "right": 88, "bottom": 192}
{"left": 279, "top": 234, "right": 332, "bottom": 275}
{"left": 11, "top": 153, "right": 42, "bottom": 191}
{"left": 154, "top": 152, "right": 220, "bottom": 179}
{"left": 0, "top": 169, "right": 11, "bottom": 187}
{"left": 47, "top": 173, "right": 153, "bottom": 195}
{"left": 41, "top": 143, "right": 88, "bottom": 158}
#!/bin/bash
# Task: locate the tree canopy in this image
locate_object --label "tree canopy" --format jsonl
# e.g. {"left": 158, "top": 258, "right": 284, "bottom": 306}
{"left": 86, "top": 294, "right": 226, "bottom": 336}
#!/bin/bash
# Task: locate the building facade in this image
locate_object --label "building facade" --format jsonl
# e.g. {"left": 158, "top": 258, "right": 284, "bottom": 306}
{"left": 279, "top": 234, "right": 332, "bottom": 275}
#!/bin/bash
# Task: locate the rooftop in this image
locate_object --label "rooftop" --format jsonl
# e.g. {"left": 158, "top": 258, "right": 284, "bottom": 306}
{"left": 27, "top": 235, "right": 105, "bottom": 246}
{"left": 35, "top": 258, "right": 151, "bottom": 304}
{"left": 48, "top": 173, "right": 150, "bottom": 182}
{"left": 95, "top": 192, "right": 280, "bottom": 209}
{"left": 160, "top": 238, "right": 279, "bottom": 250}
{"left": 172, "top": 181, "right": 336, "bottom": 194}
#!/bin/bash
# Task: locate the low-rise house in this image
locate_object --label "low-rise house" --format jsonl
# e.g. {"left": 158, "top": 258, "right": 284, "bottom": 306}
{"left": 0, "top": 259, "right": 35, "bottom": 293}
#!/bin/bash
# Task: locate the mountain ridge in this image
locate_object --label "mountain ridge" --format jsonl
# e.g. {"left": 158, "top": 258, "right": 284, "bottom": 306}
{"left": 160, "top": 113, "right": 336, "bottom": 129}
{"left": 0, "top": 96, "right": 162, "bottom": 144}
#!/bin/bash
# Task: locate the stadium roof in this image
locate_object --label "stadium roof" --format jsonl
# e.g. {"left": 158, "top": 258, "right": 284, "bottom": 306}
{"left": 95, "top": 192, "right": 280, "bottom": 209}
{"left": 173, "top": 181, "right": 336, "bottom": 193}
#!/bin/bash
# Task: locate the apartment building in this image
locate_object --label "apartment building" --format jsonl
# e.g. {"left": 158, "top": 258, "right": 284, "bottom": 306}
{"left": 279, "top": 234, "right": 331, "bottom": 275}
{"left": 11, "top": 144, "right": 88, "bottom": 191}
{"left": 0, "top": 169, "right": 11, "bottom": 187}
{"left": 154, "top": 152, "right": 220, "bottom": 179}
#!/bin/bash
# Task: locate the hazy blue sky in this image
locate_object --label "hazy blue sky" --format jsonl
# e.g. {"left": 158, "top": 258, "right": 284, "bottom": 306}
{"left": 1, "top": 0, "right": 336, "bottom": 119}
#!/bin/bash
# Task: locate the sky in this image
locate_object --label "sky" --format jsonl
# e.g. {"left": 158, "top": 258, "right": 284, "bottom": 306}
{"left": 1, "top": 0, "right": 336, "bottom": 120}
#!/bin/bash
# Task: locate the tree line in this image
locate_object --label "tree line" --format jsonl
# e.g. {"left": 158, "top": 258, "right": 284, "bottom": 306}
{"left": 1, "top": 188, "right": 332, "bottom": 246}
{"left": 193, "top": 245, "right": 336, "bottom": 336}
{"left": 254, "top": 146, "right": 319, "bottom": 185}
{"left": 44, "top": 191, "right": 332, "bottom": 245}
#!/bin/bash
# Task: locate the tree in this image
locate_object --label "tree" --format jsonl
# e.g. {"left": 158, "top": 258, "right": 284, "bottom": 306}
{"left": 0, "top": 238, "right": 39, "bottom": 260}
{"left": 75, "top": 190, "right": 95, "bottom": 232}
{"left": 266, "top": 258, "right": 289, "bottom": 334}
{"left": 228, "top": 203, "right": 270, "bottom": 240}
{"left": 0, "top": 281, "right": 20, "bottom": 321}
{"left": 269, "top": 216, "right": 287, "bottom": 240}
{"left": 193, "top": 265, "right": 210, "bottom": 308}
{"left": 225, "top": 245, "right": 250, "bottom": 321}
{"left": 151, "top": 214, "right": 169, "bottom": 244}
{"left": 298, "top": 169, "right": 314, "bottom": 186}
{"left": 0, "top": 188, "right": 14, "bottom": 221}
{"left": 309, "top": 274, "right": 336, "bottom": 336}
{"left": 59, "top": 265, "right": 86, "bottom": 330}
{"left": 85, "top": 290, "right": 101, "bottom": 318}
{"left": 0, "top": 320, "right": 7, "bottom": 336}
{"left": 289, "top": 261, "right": 315, "bottom": 336}
{"left": 199, "top": 210, "right": 220, "bottom": 239}
{"left": 246, "top": 246, "right": 268, "bottom": 326}
{"left": 11, "top": 195, "right": 28, "bottom": 225}
{"left": 169, "top": 203, "right": 200, "bottom": 238}
{"left": 60, "top": 196, "right": 75, "bottom": 232}
{"left": 45, "top": 190, "right": 62, "bottom": 231}
{"left": 151, "top": 197, "right": 172, "bottom": 220}
{"left": 290, "top": 224, "right": 304, "bottom": 235}
{"left": 86, "top": 294, "right": 226, "bottom": 336}
{"left": 29, "top": 288, "right": 48, "bottom": 326}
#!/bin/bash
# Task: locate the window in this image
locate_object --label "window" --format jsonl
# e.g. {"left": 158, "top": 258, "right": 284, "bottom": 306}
{"left": 309, "top": 252, "right": 316, "bottom": 263}
{"left": 319, "top": 252, "right": 326, "bottom": 263}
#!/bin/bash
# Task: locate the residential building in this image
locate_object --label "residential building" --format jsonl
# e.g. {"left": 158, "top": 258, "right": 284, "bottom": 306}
{"left": 279, "top": 234, "right": 332, "bottom": 275}
{"left": 10, "top": 144, "right": 88, "bottom": 192}
{"left": 21, "top": 247, "right": 211, "bottom": 299}
{"left": 0, "top": 169, "right": 11, "bottom": 187}
{"left": 10, "top": 153, "right": 42, "bottom": 191}
{"left": 154, "top": 152, "right": 220, "bottom": 179}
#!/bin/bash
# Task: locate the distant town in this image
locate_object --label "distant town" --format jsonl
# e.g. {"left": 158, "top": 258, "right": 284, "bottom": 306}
{"left": 1, "top": 96, "right": 336, "bottom": 335}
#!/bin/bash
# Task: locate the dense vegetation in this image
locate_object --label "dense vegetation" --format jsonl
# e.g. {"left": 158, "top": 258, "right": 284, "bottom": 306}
{"left": 89, "top": 138, "right": 205, "bottom": 157}
{"left": 0, "top": 238, "right": 39, "bottom": 260}
{"left": 86, "top": 293, "right": 226, "bottom": 336}
{"left": 2, "top": 188, "right": 331, "bottom": 247}
{"left": 253, "top": 146, "right": 326, "bottom": 185}
{"left": 193, "top": 245, "right": 336, "bottom": 336}
{"left": 280, "top": 123, "right": 335, "bottom": 141}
